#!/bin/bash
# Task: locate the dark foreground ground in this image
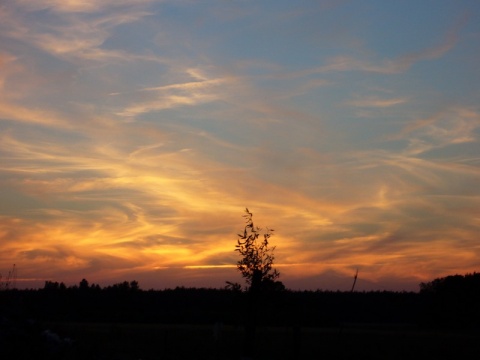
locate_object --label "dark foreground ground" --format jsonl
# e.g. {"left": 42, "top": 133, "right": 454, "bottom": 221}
{"left": 2, "top": 284, "right": 480, "bottom": 359}
{"left": 3, "top": 320, "right": 480, "bottom": 360}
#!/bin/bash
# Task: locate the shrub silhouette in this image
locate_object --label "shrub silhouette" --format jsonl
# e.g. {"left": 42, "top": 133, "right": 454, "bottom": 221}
{"left": 234, "top": 208, "right": 281, "bottom": 293}
{"left": 231, "top": 208, "right": 284, "bottom": 358}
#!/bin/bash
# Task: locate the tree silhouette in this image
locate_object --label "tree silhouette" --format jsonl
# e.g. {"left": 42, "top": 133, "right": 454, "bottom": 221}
{"left": 420, "top": 273, "right": 480, "bottom": 297}
{"left": 79, "top": 278, "right": 89, "bottom": 291}
{"left": 235, "top": 208, "right": 280, "bottom": 293}
{"left": 233, "top": 208, "right": 283, "bottom": 358}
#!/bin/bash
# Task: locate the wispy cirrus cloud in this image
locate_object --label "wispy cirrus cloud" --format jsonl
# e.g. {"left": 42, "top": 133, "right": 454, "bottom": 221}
{"left": 14, "top": 0, "right": 155, "bottom": 14}
{"left": 345, "top": 96, "right": 408, "bottom": 108}
{"left": 396, "top": 107, "right": 480, "bottom": 155}
{"left": 115, "top": 75, "right": 232, "bottom": 117}
{"left": 274, "top": 14, "right": 465, "bottom": 81}
{"left": 0, "top": 2, "right": 159, "bottom": 64}
{"left": 324, "top": 17, "right": 461, "bottom": 75}
{"left": 0, "top": 102, "right": 73, "bottom": 128}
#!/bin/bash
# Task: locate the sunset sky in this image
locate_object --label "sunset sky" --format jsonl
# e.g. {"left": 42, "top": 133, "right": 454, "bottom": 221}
{"left": 1, "top": 1, "right": 479, "bottom": 291}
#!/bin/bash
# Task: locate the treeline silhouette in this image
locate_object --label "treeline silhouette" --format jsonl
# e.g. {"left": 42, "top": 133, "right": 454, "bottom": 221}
{"left": 1, "top": 273, "right": 480, "bottom": 328}
{"left": 419, "top": 272, "right": 480, "bottom": 328}
{"left": 2, "top": 274, "right": 480, "bottom": 359}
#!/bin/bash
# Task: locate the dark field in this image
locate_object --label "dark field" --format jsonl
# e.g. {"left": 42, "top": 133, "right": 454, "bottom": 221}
{"left": 61, "top": 323, "right": 480, "bottom": 360}
{"left": 2, "top": 282, "right": 480, "bottom": 359}
{"left": 5, "top": 321, "right": 480, "bottom": 359}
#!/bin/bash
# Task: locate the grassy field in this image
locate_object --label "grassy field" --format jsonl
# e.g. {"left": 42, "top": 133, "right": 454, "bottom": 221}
{"left": 38, "top": 322, "right": 480, "bottom": 360}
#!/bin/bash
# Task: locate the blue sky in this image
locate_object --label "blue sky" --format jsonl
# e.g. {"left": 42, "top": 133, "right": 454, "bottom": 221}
{"left": 1, "top": 0, "right": 479, "bottom": 291}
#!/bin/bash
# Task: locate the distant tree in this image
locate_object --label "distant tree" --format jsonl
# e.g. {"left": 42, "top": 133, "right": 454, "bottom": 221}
{"left": 90, "top": 283, "right": 101, "bottom": 291}
{"left": 106, "top": 280, "right": 141, "bottom": 292}
{"left": 224, "top": 281, "right": 242, "bottom": 292}
{"left": 130, "top": 280, "right": 140, "bottom": 291}
{"left": 79, "top": 278, "right": 89, "bottom": 291}
{"left": 420, "top": 273, "right": 480, "bottom": 297}
{"left": 234, "top": 208, "right": 282, "bottom": 293}
{"left": 419, "top": 272, "right": 480, "bottom": 327}
{"left": 43, "top": 281, "right": 66, "bottom": 291}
